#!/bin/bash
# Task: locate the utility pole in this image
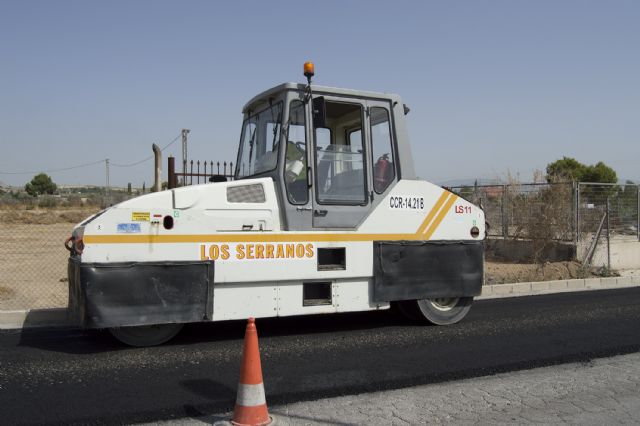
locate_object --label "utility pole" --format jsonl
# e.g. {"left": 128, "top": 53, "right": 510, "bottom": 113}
{"left": 181, "top": 129, "right": 190, "bottom": 175}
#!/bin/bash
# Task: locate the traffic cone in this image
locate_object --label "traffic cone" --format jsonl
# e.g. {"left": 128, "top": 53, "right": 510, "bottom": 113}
{"left": 232, "top": 317, "right": 272, "bottom": 426}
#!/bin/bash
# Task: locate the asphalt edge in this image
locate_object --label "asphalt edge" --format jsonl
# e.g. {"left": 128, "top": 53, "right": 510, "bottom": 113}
{"left": 2, "top": 276, "right": 640, "bottom": 330}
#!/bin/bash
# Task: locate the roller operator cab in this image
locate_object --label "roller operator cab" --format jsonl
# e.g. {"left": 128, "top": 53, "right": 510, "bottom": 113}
{"left": 67, "top": 63, "right": 485, "bottom": 346}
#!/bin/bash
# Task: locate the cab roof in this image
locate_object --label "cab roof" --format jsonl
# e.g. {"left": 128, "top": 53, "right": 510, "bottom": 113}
{"left": 242, "top": 82, "right": 402, "bottom": 114}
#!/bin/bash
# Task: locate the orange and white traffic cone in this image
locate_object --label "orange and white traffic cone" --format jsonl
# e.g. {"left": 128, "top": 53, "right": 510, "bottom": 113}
{"left": 232, "top": 317, "right": 272, "bottom": 426}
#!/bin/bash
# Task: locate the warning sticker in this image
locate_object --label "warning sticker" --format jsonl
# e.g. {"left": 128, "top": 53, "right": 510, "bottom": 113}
{"left": 131, "top": 212, "right": 150, "bottom": 222}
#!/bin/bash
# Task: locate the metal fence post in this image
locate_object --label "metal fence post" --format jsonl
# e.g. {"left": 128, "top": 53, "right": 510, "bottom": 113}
{"left": 576, "top": 182, "right": 581, "bottom": 242}
{"left": 637, "top": 186, "right": 639, "bottom": 242}
{"left": 606, "top": 197, "right": 611, "bottom": 270}
{"left": 571, "top": 181, "right": 578, "bottom": 245}
{"left": 501, "top": 185, "right": 507, "bottom": 238}
{"left": 168, "top": 156, "right": 176, "bottom": 189}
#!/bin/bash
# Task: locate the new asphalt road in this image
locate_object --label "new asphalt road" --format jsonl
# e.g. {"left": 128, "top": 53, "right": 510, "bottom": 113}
{"left": 1, "top": 288, "right": 639, "bottom": 425}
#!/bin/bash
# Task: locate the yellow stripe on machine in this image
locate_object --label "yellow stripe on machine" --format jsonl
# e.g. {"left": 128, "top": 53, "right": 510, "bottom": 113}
{"left": 416, "top": 190, "right": 450, "bottom": 235}
{"left": 84, "top": 232, "right": 417, "bottom": 244}
{"left": 423, "top": 193, "right": 458, "bottom": 239}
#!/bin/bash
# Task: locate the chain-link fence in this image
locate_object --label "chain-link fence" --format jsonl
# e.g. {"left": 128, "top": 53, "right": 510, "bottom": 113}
{"left": 0, "top": 191, "right": 137, "bottom": 311}
{"left": 1, "top": 182, "right": 639, "bottom": 311}
{"left": 577, "top": 182, "right": 639, "bottom": 270}
{"left": 449, "top": 182, "right": 639, "bottom": 242}
{"left": 450, "top": 183, "right": 577, "bottom": 241}
{"left": 577, "top": 183, "right": 640, "bottom": 239}
{"left": 450, "top": 182, "right": 640, "bottom": 268}
{"left": 0, "top": 222, "right": 73, "bottom": 310}
{"left": 0, "top": 159, "right": 236, "bottom": 311}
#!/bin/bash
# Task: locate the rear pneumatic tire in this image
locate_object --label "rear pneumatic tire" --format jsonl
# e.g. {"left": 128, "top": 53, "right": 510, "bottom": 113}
{"left": 397, "top": 297, "right": 473, "bottom": 325}
{"left": 109, "top": 323, "right": 184, "bottom": 347}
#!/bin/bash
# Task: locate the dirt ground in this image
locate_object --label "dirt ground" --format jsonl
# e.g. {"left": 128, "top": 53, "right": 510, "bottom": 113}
{"left": 485, "top": 260, "right": 601, "bottom": 285}
{"left": 0, "top": 208, "right": 98, "bottom": 225}
{"left": 0, "top": 208, "right": 98, "bottom": 309}
{"left": 0, "top": 207, "right": 604, "bottom": 310}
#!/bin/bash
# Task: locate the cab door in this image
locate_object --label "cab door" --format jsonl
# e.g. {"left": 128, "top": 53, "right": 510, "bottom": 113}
{"left": 281, "top": 97, "right": 313, "bottom": 230}
{"left": 365, "top": 99, "right": 398, "bottom": 197}
{"left": 311, "top": 96, "right": 371, "bottom": 229}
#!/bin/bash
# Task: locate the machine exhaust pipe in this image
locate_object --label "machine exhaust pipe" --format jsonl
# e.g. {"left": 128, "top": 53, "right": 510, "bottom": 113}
{"left": 152, "top": 143, "right": 162, "bottom": 192}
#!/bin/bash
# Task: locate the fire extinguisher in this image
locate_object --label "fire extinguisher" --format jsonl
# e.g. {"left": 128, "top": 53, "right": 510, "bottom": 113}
{"left": 374, "top": 153, "right": 392, "bottom": 192}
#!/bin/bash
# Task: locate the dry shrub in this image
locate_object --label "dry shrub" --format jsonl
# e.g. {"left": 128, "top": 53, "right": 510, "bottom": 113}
{"left": 506, "top": 173, "right": 574, "bottom": 264}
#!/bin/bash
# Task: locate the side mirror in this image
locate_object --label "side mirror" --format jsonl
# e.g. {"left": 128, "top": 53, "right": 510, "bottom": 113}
{"left": 312, "top": 97, "right": 326, "bottom": 129}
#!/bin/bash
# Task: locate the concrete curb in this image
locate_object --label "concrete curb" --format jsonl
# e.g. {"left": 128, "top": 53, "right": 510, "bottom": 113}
{"left": 2, "top": 277, "right": 640, "bottom": 330}
{"left": 478, "top": 276, "right": 640, "bottom": 300}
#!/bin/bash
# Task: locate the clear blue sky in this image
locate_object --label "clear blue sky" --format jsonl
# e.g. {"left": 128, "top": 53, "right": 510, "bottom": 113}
{"left": 1, "top": 1, "right": 639, "bottom": 187}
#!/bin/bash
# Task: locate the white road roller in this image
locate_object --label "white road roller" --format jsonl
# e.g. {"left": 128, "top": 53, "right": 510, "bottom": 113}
{"left": 66, "top": 63, "right": 485, "bottom": 346}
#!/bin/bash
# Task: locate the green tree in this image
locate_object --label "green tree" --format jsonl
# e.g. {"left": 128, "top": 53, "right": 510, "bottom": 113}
{"left": 25, "top": 173, "right": 57, "bottom": 196}
{"left": 546, "top": 157, "right": 617, "bottom": 183}
{"left": 581, "top": 161, "right": 617, "bottom": 184}
{"left": 546, "top": 157, "right": 586, "bottom": 182}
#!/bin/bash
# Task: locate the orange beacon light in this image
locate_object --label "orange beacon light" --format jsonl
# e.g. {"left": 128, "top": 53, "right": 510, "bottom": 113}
{"left": 304, "top": 62, "right": 315, "bottom": 83}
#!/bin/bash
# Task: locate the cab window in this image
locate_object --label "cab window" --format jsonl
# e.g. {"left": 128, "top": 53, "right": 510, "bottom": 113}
{"left": 236, "top": 102, "right": 283, "bottom": 178}
{"left": 314, "top": 101, "right": 366, "bottom": 204}
{"left": 370, "top": 107, "right": 395, "bottom": 193}
{"left": 284, "top": 100, "right": 308, "bottom": 204}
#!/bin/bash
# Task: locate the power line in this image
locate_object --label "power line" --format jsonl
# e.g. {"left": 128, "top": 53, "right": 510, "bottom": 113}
{"left": 0, "top": 158, "right": 106, "bottom": 175}
{"left": 0, "top": 134, "right": 182, "bottom": 175}
{"left": 111, "top": 134, "right": 181, "bottom": 168}
{"left": 110, "top": 155, "right": 155, "bottom": 168}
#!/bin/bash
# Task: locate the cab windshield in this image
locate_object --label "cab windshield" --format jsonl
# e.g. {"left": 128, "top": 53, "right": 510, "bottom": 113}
{"left": 235, "top": 102, "right": 283, "bottom": 179}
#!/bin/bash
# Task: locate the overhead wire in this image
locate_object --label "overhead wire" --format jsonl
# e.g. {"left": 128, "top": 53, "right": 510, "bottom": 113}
{"left": 0, "top": 158, "right": 106, "bottom": 175}
{"left": 0, "top": 134, "right": 182, "bottom": 174}
{"left": 111, "top": 134, "right": 181, "bottom": 168}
